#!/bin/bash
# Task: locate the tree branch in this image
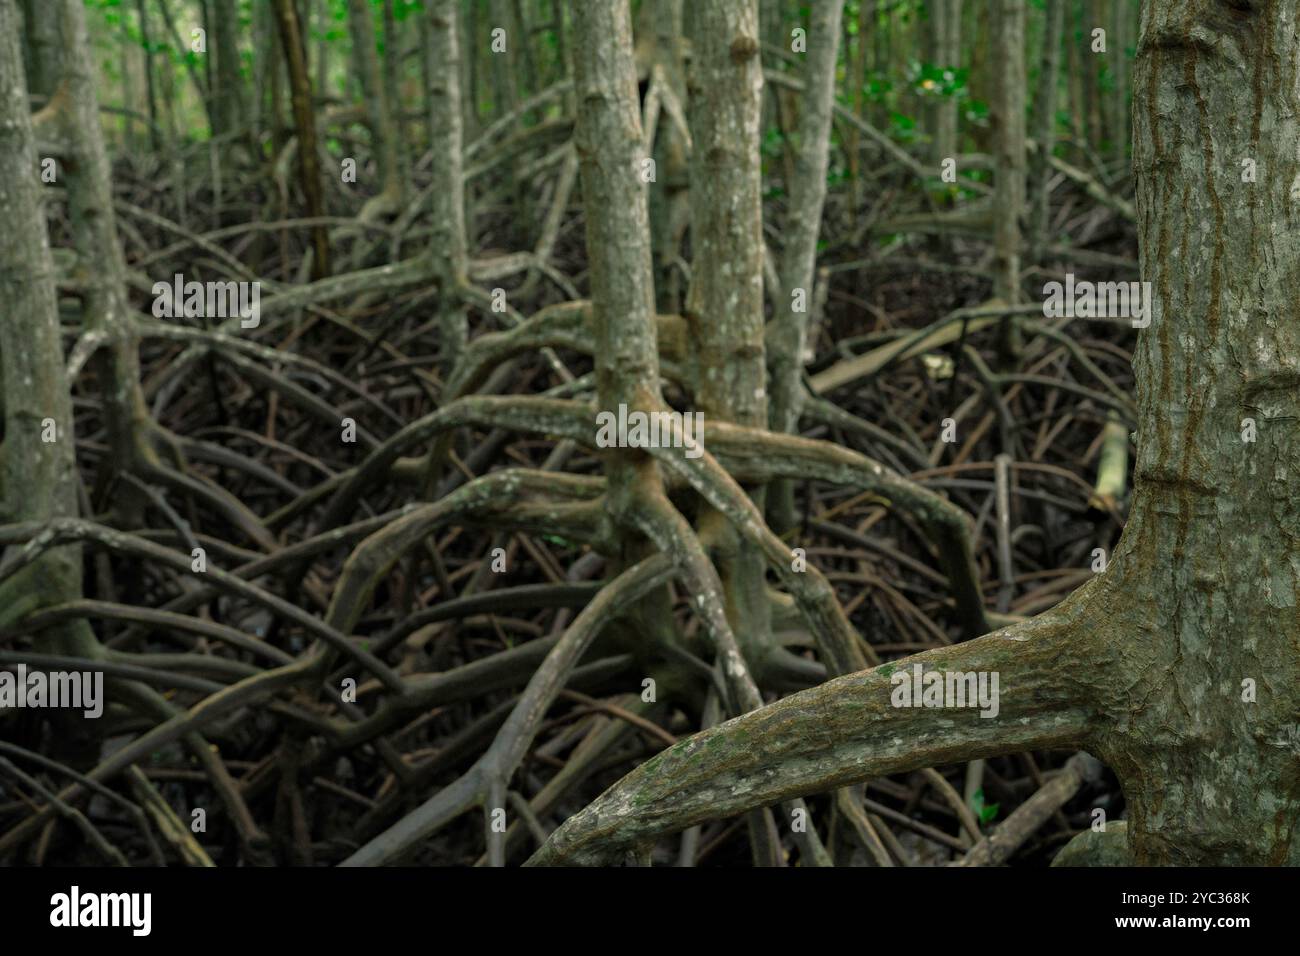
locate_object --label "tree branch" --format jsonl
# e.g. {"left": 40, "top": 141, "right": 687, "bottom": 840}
{"left": 526, "top": 584, "right": 1106, "bottom": 865}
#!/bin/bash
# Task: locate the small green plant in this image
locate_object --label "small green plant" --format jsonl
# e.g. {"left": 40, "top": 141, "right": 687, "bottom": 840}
{"left": 971, "top": 788, "right": 1000, "bottom": 825}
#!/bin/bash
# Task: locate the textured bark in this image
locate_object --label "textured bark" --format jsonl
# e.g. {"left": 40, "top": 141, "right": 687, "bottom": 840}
{"left": 687, "top": 0, "right": 766, "bottom": 431}
{"left": 1052, "top": 821, "right": 1131, "bottom": 865}
{"left": 570, "top": 0, "right": 667, "bottom": 661}
{"left": 0, "top": 0, "right": 101, "bottom": 752}
{"left": 766, "top": 0, "right": 844, "bottom": 532}
{"left": 0, "top": 0, "right": 81, "bottom": 585}
{"left": 427, "top": 0, "right": 470, "bottom": 372}
{"left": 684, "top": 0, "right": 765, "bottom": 450}
{"left": 683, "top": 5, "right": 784, "bottom": 860}
{"left": 1098, "top": 0, "right": 1300, "bottom": 864}
{"left": 577, "top": 1, "right": 831, "bottom": 864}
{"left": 572, "top": 1, "right": 660, "bottom": 433}
{"left": 527, "top": 597, "right": 1100, "bottom": 865}
{"left": 54, "top": 0, "right": 160, "bottom": 480}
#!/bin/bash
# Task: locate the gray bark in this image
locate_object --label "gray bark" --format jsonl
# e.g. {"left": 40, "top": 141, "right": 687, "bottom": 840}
{"left": 53, "top": 0, "right": 160, "bottom": 477}
{"left": 0, "top": 0, "right": 99, "bottom": 670}
{"left": 685, "top": 0, "right": 783, "bottom": 863}
{"left": 766, "top": 0, "right": 844, "bottom": 532}
{"left": 1102, "top": 0, "right": 1300, "bottom": 864}
{"left": 427, "top": 0, "right": 470, "bottom": 372}
{"left": 0, "top": 0, "right": 80, "bottom": 563}
{"left": 687, "top": 0, "right": 768, "bottom": 431}
{"left": 572, "top": 0, "right": 660, "bottom": 425}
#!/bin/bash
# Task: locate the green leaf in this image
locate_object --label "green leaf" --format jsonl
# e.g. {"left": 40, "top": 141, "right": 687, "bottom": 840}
{"left": 970, "top": 788, "right": 1000, "bottom": 824}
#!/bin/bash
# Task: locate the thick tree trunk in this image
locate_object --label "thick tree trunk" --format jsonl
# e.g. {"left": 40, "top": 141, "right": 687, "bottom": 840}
{"left": 0, "top": 0, "right": 102, "bottom": 759}
{"left": 573, "top": 2, "right": 659, "bottom": 426}
{"left": 569, "top": 0, "right": 667, "bottom": 684}
{"left": 686, "top": 0, "right": 788, "bottom": 865}
{"left": 687, "top": 0, "right": 767, "bottom": 433}
{"left": 0, "top": 0, "right": 83, "bottom": 605}
{"left": 1101, "top": 0, "right": 1300, "bottom": 864}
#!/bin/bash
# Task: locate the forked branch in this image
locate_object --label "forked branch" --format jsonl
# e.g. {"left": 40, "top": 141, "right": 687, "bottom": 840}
{"left": 526, "top": 584, "right": 1108, "bottom": 865}
{"left": 340, "top": 554, "right": 675, "bottom": 866}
